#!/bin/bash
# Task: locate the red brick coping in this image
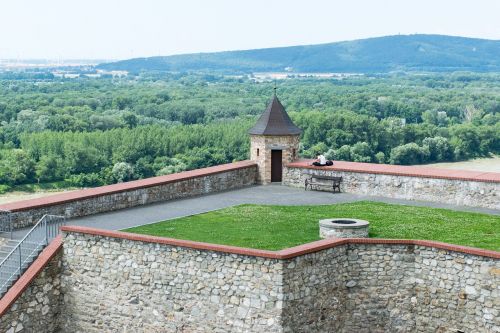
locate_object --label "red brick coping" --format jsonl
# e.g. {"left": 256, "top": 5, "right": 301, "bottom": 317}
{"left": 286, "top": 160, "right": 500, "bottom": 183}
{"left": 0, "top": 161, "right": 257, "bottom": 212}
{"left": 0, "top": 236, "right": 63, "bottom": 317}
{"left": 61, "top": 226, "right": 500, "bottom": 260}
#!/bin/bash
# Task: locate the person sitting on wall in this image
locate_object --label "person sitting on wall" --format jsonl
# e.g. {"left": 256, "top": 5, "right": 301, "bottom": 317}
{"left": 312, "top": 154, "right": 333, "bottom": 166}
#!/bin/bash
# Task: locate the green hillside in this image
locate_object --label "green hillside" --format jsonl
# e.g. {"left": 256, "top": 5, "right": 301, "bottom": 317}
{"left": 97, "top": 34, "right": 500, "bottom": 73}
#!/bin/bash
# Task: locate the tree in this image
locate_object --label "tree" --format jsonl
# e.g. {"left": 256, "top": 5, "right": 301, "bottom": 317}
{"left": 122, "top": 113, "right": 138, "bottom": 128}
{"left": 333, "top": 145, "right": 351, "bottom": 161}
{"left": 112, "top": 162, "right": 135, "bottom": 182}
{"left": 450, "top": 125, "right": 481, "bottom": 160}
{"left": 422, "top": 137, "right": 453, "bottom": 162}
{"left": 389, "top": 143, "right": 429, "bottom": 165}
{"left": 350, "top": 142, "right": 372, "bottom": 162}
{"left": 375, "top": 152, "right": 386, "bottom": 164}
{"left": 0, "top": 149, "right": 36, "bottom": 185}
{"left": 35, "top": 154, "right": 64, "bottom": 183}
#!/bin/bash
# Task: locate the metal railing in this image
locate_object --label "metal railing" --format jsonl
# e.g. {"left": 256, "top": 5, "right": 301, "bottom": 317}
{"left": 0, "top": 209, "right": 12, "bottom": 239}
{"left": 0, "top": 214, "right": 66, "bottom": 297}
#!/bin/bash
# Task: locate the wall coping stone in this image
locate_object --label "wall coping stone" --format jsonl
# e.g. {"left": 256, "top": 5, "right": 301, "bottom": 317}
{"left": 0, "top": 236, "right": 63, "bottom": 317}
{"left": 286, "top": 159, "right": 500, "bottom": 183}
{"left": 61, "top": 226, "right": 500, "bottom": 260}
{"left": 0, "top": 161, "right": 257, "bottom": 212}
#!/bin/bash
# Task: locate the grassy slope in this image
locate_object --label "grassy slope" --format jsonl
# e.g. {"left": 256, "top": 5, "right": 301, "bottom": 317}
{"left": 124, "top": 202, "right": 500, "bottom": 251}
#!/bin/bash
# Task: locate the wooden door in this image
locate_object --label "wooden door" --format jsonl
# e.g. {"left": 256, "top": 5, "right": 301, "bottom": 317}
{"left": 271, "top": 150, "right": 283, "bottom": 182}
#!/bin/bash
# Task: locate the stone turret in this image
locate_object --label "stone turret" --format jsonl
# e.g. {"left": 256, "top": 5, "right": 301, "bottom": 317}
{"left": 249, "top": 93, "right": 301, "bottom": 184}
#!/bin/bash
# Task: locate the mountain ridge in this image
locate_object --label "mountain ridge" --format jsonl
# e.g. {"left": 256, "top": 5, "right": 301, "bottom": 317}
{"left": 97, "top": 34, "right": 500, "bottom": 73}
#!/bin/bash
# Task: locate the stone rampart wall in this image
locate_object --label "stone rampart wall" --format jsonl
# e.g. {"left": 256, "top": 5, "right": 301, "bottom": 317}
{"left": 412, "top": 246, "right": 500, "bottom": 332}
{"left": 1, "top": 229, "right": 498, "bottom": 333}
{"left": 0, "top": 238, "right": 63, "bottom": 333}
{"left": 58, "top": 231, "right": 283, "bottom": 333}
{"left": 283, "top": 164, "right": 499, "bottom": 210}
{"left": 0, "top": 161, "right": 257, "bottom": 229}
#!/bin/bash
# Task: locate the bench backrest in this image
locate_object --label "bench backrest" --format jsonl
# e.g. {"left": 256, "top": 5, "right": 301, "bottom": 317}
{"left": 307, "top": 175, "right": 342, "bottom": 181}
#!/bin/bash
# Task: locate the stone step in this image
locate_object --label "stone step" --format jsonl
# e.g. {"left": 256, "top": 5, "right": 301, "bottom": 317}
{"left": 0, "top": 278, "right": 16, "bottom": 296}
{"left": 0, "top": 251, "right": 40, "bottom": 298}
{"left": 0, "top": 240, "right": 42, "bottom": 262}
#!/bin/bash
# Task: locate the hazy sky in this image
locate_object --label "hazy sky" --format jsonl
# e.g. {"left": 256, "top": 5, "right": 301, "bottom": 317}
{"left": 1, "top": 0, "right": 499, "bottom": 60}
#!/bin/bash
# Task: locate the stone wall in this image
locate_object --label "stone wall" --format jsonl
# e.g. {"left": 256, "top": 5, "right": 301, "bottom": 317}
{"left": 282, "top": 244, "right": 417, "bottom": 332}
{"left": 281, "top": 246, "right": 348, "bottom": 332}
{"left": 1, "top": 161, "right": 257, "bottom": 229}
{"left": 250, "top": 135, "right": 300, "bottom": 184}
{"left": 412, "top": 246, "right": 500, "bottom": 332}
{"left": 282, "top": 242, "right": 499, "bottom": 332}
{"left": 283, "top": 165, "right": 499, "bottom": 210}
{"left": 1, "top": 229, "right": 498, "bottom": 333}
{"left": 58, "top": 231, "right": 283, "bottom": 333}
{"left": 0, "top": 242, "right": 62, "bottom": 333}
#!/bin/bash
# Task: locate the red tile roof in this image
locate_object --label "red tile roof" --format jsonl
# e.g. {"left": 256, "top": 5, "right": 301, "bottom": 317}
{"left": 286, "top": 160, "right": 500, "bottom": 183}
{"left": 0, "top": 161, "right": 257, "bottom": 212}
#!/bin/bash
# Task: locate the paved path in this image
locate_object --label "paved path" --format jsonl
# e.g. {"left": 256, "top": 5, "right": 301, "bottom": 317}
{"left": 10, "top": 185, "right": 499, "bottom": 239}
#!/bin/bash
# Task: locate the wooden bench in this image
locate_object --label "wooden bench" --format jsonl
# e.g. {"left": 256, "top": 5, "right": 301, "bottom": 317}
{"left": 304, "top": 175, "right": 342, "bottom": 193}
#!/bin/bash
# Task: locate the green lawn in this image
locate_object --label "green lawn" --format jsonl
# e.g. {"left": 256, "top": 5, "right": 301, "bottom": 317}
{"left": 124, "top": 202, "right": 500, "bottom": 251}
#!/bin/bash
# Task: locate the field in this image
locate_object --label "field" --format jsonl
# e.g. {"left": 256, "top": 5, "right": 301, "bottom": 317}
{"left": 0, "top": 182, "right": 77, "bottom": 205}
{"left": 424, "top": 156, "right": 500, "bottom": 172}
{"left": 0, "top": 190, "right": 75, "bottom": 205}
{"left": 124, "top": 202, "right": 500, "bottom": 251}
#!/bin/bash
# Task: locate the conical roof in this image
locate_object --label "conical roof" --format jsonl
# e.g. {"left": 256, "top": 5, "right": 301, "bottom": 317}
{"left": 248, "top": 95, "right": 301, "bottom": 136}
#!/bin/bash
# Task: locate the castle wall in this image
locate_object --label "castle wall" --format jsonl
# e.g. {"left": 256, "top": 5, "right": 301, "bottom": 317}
{"left": 0, "top": 238, "right": 63, "bottom": 333}
{"left": 58, "top": 230, "right": 283, "bottom": 333}
{"left": 283, "top": 162, "right": 499, "bottom": 210}
{"left": 3, "top": 227, "right": 493, "bottom": 333}
{"left": 0, "top": 161, "right": 257, "bottom": 229}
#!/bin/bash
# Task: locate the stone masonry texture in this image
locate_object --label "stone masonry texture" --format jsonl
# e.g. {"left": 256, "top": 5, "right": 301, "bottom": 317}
{"left": 0, "top": 251, "right": 62, "bottom": 333}
{"left": 250, "top": 135, "right": 300, "bottom": 184}
{"left": 58, "top": 232, "right": 283, "bottom": 333}
{"left": 3, "top": 231, "right": 497, "bottom": 332}
{"left": 2, "top": 164, "right": 257, "bottom": 230}
{"left": 283, "top": 166, "right": 499, "bottom": 210}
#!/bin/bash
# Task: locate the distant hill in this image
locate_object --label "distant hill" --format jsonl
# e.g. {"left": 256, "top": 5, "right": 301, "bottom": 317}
{"left": 98, "top": 34, "right": 500, "bottom": 73}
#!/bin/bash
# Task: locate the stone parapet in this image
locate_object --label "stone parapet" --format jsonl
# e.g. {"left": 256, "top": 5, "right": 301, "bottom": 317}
{"left": 0, "top": 161, "right": 257, "bottom": 229}
{"left": 0, "top": 237, "right": 63, "bottom": 333}
{"left": 283, "top": 160, "right": 500, "bottom": 210}
{"left": 3, "top": 227, "right": 497, "bottom": 332}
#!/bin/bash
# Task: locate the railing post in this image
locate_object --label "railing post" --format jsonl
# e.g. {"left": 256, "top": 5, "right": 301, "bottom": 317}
{"left": 18, "top": 245, "right": 22, "bottom": 273}
{"left": 9, "top": 212, "right": 12, "bottom": 240}
{"left": 45, "top": 216, "right": 49, "bottom": 245}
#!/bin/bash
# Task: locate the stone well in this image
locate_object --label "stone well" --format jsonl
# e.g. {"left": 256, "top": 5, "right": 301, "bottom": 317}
{"left": 319, "top": 218, "right": 369, "bottom": 239}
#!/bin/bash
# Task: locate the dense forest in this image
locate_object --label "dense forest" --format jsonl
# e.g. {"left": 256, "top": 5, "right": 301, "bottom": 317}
{"left": 0, "top": 71, "right": 499, "bottom": 192}
{"left": 98, "top": 34, "right": 500, "bottom": 73}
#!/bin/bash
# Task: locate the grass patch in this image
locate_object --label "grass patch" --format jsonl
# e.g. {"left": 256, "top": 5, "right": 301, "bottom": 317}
{"left": 124, "top": 202, "right": 500, "bottom": 251}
